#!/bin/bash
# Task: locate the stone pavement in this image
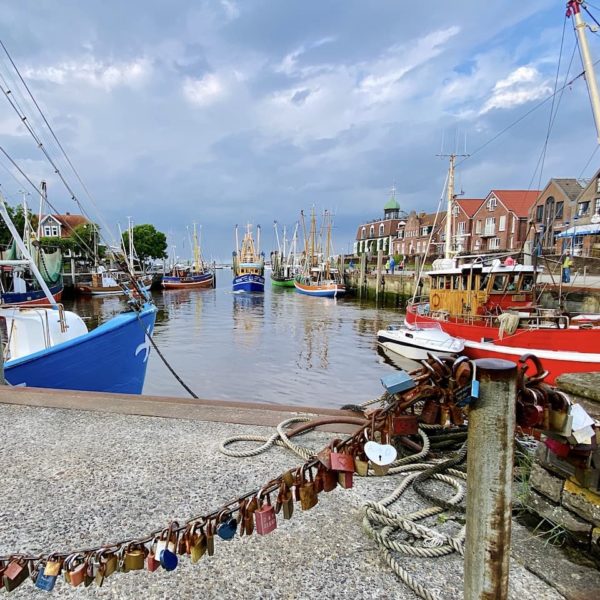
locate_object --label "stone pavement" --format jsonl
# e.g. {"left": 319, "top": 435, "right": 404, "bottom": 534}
{"left": 2, "top": 390, "right": 598, "bottom": 599}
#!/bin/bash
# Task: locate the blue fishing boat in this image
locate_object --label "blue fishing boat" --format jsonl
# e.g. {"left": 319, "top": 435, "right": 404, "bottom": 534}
{"left": 4, "top": 303, "right": 156, "bottom": 394}
{"left": 0, "top": 198, "right": 157, "bottom": 395}
{"left": 232, "top": 224, "right": 265, "bottom": 293}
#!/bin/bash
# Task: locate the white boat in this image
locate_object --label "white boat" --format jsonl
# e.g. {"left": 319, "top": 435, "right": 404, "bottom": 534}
{"left": 377, "top": 322, "right": 464, "bottom": 361}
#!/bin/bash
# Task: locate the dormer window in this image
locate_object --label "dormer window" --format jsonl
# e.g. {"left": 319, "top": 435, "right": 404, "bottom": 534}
{"left": 452, "top": 205, "right": 459, "bottom": 217}
{"left": 361, "top": 227, "right": 366, "bottom": 239}
{"left": 369, "top": 225, "right": 374, "bottom": 237}
{"left": 379, "top": 223, "right": 384, "bottom": 236}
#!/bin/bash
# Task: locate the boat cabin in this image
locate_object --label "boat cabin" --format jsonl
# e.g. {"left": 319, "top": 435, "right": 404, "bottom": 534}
{"left": 427, "top": 259, "right": 535, "bottom": 316}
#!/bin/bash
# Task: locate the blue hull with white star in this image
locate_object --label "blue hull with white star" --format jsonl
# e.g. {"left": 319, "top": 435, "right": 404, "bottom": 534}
{"left": 4, "top": 303, "right": 157, "bottom": 394}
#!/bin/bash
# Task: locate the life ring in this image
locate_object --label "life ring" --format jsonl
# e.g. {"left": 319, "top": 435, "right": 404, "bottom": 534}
{"left": 431, "top": 293, "right": 441, "bottom": 308}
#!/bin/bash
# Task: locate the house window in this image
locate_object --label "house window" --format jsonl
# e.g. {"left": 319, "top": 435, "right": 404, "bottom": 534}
{"left": 420, "top": 226, "right": 429, "bottom": 236}
{"left": 44, "top": 226, "right": 52, "bottom": 236}
{"left": 452, "top": 204, "right": 459, "bottom": 216}
{"left": 499, "top": 215, "right": 506, "bottom": 231}
{"left": 555, "top": 202, "right": 564, "bottom": 220}
{"left": 596, "top": 177, "right": 600, "bottom": 193}
{"left": 51, "top": 226, "right": 59, "bottom": 237}
{"left": 578, "top": 201, "right": 590, "bottom": 217}
{"left": 487, "top": 196, "right": 497, "bottom": 211}
{"left": 457, "top": 221, "right": 466, "bottom": 235}
{"left": 595, "top": 198, "right": 600, "bottom": 214}
{"left": 361, "top": 227, "right": 366, "bottom": 239}
{"left": 475, "top": 220, "right": 482, "bottom": 234}
{"left": 535, "top": 205, "right": 544, "bottom": 222}
{"left": 369, "top": 225, "right": 374, "bottom": 237}
{"left": 484, "top": 217, "right": 495, "bottom": 234}
{"left": 379, "top": 223, "right": 384, "bottom": 236}
{"left": 489, "top": 237, "right": 500, "bottom": 250}
{"left": 397, "top": 230, "right": 404, "bottom": 239}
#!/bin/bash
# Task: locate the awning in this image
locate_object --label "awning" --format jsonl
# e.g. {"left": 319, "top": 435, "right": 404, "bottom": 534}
{"left": 556, "top": 223, "right": 600, "bottom": 238}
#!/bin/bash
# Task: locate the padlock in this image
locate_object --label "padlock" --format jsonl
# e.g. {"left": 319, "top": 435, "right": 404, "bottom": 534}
{"left": 124, "top": 544, "right": 146, "bottom": 572}
{"left": 244, "top": 496, "right": 258, "bottom": 536}
{"left": 420, "top": 398, "right": 440, "bottom": 424}
{"left": 83, "top": 559, "right": 94, "bottom": 588}
{"left": 275, "top": 480, "right": 294, "bottom": 520}
{"left": 298, "top": 465, "right": 318, "bottom": 511}
{"left": 216, "top": 510, "right": 238, "bottom": 541}
{"left": 67, "top": 555, "right": 87, "bottom": 587}
{"left": 146, "top": 543, "right": 160, "bottom": 573}
{"left": 282, "top": 469, "right": 295, "bottom": 488}
{"left": 329, "top": 439, "right": 355, "bottom": 473}
{"left": 156, "top": 523, "right": 179, "bottom": 571}
{"left": 35, "top": 558, "right": 61, "bottom": 592}
{"left": 392, "top": 414, "right": 419, "bottom": 435}
{"left": 255, "top": 487, "right": 278, "bottom": 535}
{"left": 189, "top": 522, "right": 208, "bottom": 563}
{"left": 2, "top": 558, "right": 28, "bottom": 592}
{"left": 316, "top": 463, "right": 337, "bottom": 493}
{"left": 206, "top": 519, "right": 215, "bottom": 556}
{"left": 93, "top": 554, "right": 106, "bottom": 586}
{"left": 337, "top": 470, "right": 354, "bottom": 489}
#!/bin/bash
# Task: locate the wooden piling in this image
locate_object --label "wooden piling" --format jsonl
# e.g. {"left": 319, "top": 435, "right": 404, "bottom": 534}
{"left": 375, "top": 249, "right": 383, "bottom": 301}
{"left": 464, "top": 358, "right": 517, "bottom": 600}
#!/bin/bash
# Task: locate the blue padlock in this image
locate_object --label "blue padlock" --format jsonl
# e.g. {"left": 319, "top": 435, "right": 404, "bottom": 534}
{"left": 35, "top": 560, "right": 60, "bottom": 592}
{"left": 381, "top": 370, "right": 416, "bottom": 395}
{"left": 216, "top": 511, "right": 237, "bottom": 541}
{"left": 159, "top": 548, "right": 178, "bottom": 572}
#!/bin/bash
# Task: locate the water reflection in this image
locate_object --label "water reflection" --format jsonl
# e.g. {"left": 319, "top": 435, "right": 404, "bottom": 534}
{"left": 232, "top": 292, "right": 264, "bottom": 349}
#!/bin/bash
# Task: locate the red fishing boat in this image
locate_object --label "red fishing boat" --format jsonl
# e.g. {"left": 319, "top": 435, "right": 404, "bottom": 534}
{"left": 405, "top": 257, "right": 600, "bottom": 383}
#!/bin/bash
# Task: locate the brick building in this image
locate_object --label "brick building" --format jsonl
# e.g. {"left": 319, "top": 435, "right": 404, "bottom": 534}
{"left": 354, "top": 190, "right": 406, "bottom": 255}
{"left": 435, "top": 198, "right": 484, "bottom": 255}
{"left": 527, "top": 178, "right": 583, "bottom": 255}
{"left": 470, "top": 190, "right": 540, "bottom": 253}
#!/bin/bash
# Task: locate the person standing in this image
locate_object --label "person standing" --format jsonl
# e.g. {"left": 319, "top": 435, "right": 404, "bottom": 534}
{"left": 390, "top": 255, "right": 395, "bottom": 275}
{"left": 385, "top": 258, "right": 390, "bottom": 274}
{"left": 562, "top": 250, "right": 573, "bottom": 283}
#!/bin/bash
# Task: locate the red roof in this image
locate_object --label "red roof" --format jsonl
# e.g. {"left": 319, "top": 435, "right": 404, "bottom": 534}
{"left": 457, "top": 199, "right": 483, "bottom": 217}
{"left": 491, "top": 190, "right": 541, "bottom": 218}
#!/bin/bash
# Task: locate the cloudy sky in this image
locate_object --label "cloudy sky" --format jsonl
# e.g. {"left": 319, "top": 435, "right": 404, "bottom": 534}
{"left": 0, "top": 0, "right": 598, "bottom": 260}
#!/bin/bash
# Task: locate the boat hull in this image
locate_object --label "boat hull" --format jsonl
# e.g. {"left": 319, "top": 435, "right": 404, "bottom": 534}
{"left": 162, "top": 272, "right": 214, "bottom": 289}
{"left": 1, "top": 283, "right": 63, "bottom": 305}
{"left": 271, "top": 275, "right": 295, "bottom": 288}
{"left": 377, "top": 333, "right": 463, "bottom": 361}
{"left": 233, "top": 274, "right": 265, "bottom": 293}
{"left": 5, "top": 304, "right": 157, "bottom": 394}
{"left": 294, "top": 280, "right": 345, "bottom": 297}
{"left": 406, "top": 303, "right": 600, "bottom": 383}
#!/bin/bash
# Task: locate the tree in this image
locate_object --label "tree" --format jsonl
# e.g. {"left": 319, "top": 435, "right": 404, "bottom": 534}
{"left": 122, "top": 224, "right": 167, "bottom": 262}
{"left": 0, "top": 204, "right": 38, "bottom": 247}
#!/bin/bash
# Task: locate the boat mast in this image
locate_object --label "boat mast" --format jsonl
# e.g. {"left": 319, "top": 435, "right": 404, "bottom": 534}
{"left": 282, "top": 225, "right": 287, "bottom": 259}
{"left": 37, "top": 180, "right": 47, "bottom": 240}
{"left": 193, "top": 222, "right": 200, "bottom": 271}
{"left": 325, "top": 210, "right": 332, "bottom": 279}
{"left": 274, "top": 221, "right": 281, "bottom": 254}
{"left": 0, "top": 193, "right": 57, "bottom": 306}
{"left": 310, "top": 208, "right": 316, "bottom": 268}
{"left": 568, "top": 0, "right": 600, "bottom": 142}
{"left": 127, "top": 216, "right": 134, "bottom": 271}
{"left": 235, "top": 224, "right": 239, "bottom": 255}
{"left": 257, "top": 224, "right": 261, "bottom": 255}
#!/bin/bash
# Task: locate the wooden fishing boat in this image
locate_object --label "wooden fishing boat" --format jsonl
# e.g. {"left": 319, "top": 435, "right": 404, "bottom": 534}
{"left": 162, "top": 224, "right": 214, "bottom": 289}
{"left": 294, "top": 208, "right": 345, "bottom": 298}
{"left": 232, "top": 224, "right": 265, "bottom": 292}
{"left": 76, "top": 268, "right": 152, "bottom": 296}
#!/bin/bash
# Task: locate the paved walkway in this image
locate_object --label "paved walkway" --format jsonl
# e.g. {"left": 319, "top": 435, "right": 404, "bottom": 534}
{"left": 0, "top": 389, "right": 597, "bottom": 599}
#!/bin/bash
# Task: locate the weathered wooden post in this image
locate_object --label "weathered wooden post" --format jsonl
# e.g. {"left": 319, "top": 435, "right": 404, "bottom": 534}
{"left": 375, "top": 249, "right": 383, "bottom": 301}
{"left": 0, "top": 328, "right": 5, "bottom": 385}
{"left": 359, "top": 253, "right": 366, "bottom": 298}
{"left": 464, "top": 358, "right": 517, "bottom": 600}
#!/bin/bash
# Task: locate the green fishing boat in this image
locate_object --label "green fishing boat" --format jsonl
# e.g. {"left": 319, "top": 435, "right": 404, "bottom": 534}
{"left": 270, "top": 221, "right": 300, "bottom": 287}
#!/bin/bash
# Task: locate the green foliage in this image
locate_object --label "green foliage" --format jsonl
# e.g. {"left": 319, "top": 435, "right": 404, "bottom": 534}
{"left": 0, "top": 204, "right": 38, "bottom": 246}
{"left": 39, "top": 236, "right": 75, "bottom": 253}
{"left": 122, "top": 224, "right": 167, "bottom": 261}
{"left": 69, "top": 223, "right": 101, "bottom": 259}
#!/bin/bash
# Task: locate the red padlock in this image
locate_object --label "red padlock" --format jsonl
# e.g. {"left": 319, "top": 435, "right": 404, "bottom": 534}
{"left": 329, "top": 439, "right": 355, "bottom": 472}
{"left": 146, "top": 541, "right": 160, "bottom": 572}
{"left": 255, "top": 487, "right": 277, "bottom": 535}
{"left": 392, "top": 414, "right": 419, "bottom": 435}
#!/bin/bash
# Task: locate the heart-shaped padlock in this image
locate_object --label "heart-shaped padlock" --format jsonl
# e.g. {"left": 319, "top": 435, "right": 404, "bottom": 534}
{"left": 216, "top": 511, "right": 238, "bottom": 540}
{"left": 364, "top": 441, "right": 397, "bottom": 466}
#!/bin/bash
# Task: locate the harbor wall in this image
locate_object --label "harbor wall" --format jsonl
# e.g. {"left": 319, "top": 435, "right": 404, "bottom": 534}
{"left": 344, "top": 270, "right": 430, "bottom": 308}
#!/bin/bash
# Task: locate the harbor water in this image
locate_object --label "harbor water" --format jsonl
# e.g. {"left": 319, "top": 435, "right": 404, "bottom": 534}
{"left": 63, "top": 269, "right": 417, "bottom": 408}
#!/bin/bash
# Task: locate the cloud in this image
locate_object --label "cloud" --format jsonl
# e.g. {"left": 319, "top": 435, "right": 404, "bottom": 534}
{"left": 23, "top": 57, "right": 152, "bottom": 91}
{"left": 182, "top": 73, "right": 225, "bottom": 106}
{"left": 480, "top": 65, "right": 552, "bottom": 113}
{"left": 220, "top": 0, "right": 240, "bottom": 21}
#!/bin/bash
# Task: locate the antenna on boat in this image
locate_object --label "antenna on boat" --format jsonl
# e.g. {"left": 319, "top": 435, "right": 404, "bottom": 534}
{"left": 437, "top": 152, "right": 469, "bottom": 259}
{"left": 274, "top": 220, "right": 281, "bottom": 254}
{"left": 37, "top": 180, "right": 47, "bottom": 240}
{"left": 235, "top": 224, "right": 239, "bottom": 255}
{"left": 257, "top": 224, "right": 261, "bottom": 255}
{"left": 568, "top": 0, "right": 600, "bottom": 142}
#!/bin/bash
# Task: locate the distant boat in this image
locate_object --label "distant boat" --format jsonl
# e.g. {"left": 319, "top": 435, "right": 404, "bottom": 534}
{"left": 232, "top": 224, "right": 265, "bottom": 292}
{"left": 271, "top": 221, "right": 301, "bottom": 287}
{"left": 377, "top": 322, "right": 464, "bottom": 360}
{"left": 162, "top": 223, "right": 215, "bottom": 289}
{"left": 76, "top": 266, "right": 152, "bottom": 296}
{"left": 294, "top": 208, "right": 345, "bottom": 298}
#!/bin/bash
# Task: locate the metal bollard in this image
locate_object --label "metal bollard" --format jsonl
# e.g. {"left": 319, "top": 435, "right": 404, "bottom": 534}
{"left": 464, "top": 358, "right": 517, "bottom": 600}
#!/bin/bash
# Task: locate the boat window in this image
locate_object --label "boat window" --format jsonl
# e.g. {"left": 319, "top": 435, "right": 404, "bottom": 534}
{"left": 522, "top": 274, "right": 534, "bottom": 292}
{"left": 406, "top": 333, "right": 413, "bottom": 338}
{"left": 479, "top": 274, "right": 489, "bottom": 291}
{"left": 491, "top": 275, "right": 507, "bottom": 292}
{"left": 506, "top": 274, "right": 519, "bottom": 292}
{"left": 462, "top": 274, "right": 469, "bottom": 290}
{"left": 452, "top": 275, "right": 460, "bottom": 290}
{"left": 444, "top": 276, "right": 451, "bottom": 290}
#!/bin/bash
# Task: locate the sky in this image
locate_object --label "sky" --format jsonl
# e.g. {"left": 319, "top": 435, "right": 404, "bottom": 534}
{"left": 0, "top": 0, "right": 599, "bottom": 261}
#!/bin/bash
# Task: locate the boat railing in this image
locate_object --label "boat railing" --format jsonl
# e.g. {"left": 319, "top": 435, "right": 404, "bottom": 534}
{"left": 5, "top": 303, "right": 69, "bottom": 333}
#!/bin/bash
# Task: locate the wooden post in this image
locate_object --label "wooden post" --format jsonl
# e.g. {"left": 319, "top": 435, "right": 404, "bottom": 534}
{"left": 359, "top": 254, "right": 366, "bottom": 298}
{"left": 464, "top": 358, "right": 517, "bottom": 600}
{"left": 71, "top": 256, "right": 76, "bottom": 285}
{"left": 0, "top": 328, "right": 5, "bottom": 385}
{"left": 375, "top": 249, "right": 383, "bottom": 301}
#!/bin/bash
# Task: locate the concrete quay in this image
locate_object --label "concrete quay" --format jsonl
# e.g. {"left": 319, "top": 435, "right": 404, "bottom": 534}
{"left": 0, "top": 387, "right": 598, "bottom": 599}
